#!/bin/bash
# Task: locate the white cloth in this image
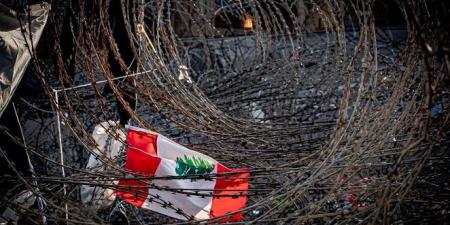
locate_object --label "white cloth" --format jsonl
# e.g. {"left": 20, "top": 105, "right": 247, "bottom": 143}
{"left": 80, "top": 121, "right": 124, "bottom": 208}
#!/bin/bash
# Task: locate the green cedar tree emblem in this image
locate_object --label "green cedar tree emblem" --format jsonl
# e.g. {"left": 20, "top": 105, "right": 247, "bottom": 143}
{"left": 175, "top": 155, "right": 214, "bottom": 176}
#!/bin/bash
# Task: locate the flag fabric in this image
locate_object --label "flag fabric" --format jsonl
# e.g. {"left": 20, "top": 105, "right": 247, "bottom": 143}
{"left": 82, "top": 122, "right": 249, "bottom": 222}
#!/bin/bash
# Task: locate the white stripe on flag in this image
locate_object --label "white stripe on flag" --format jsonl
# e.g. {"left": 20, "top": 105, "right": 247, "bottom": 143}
{"left": 156, "top": 134, "right": 217, "bottom": 164}
{"left": 142, "top": 158, "right": 216, "bottom": 220}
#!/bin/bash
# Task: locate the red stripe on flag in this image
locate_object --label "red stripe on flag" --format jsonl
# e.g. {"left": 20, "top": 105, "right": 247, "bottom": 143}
{"left": 210, "top": 164, "right": 249, "bottom": 222}
{"left": 116, "top": 130, "right": 160, "bottom": 207}
{"left": 125, "top": 129, "right": 158, "bottom": 156}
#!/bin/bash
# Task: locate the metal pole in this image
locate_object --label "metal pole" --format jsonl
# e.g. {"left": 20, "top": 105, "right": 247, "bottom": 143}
{"left": 54, "top": 90, "right": 69, "bottom": 223}
{"left": 12, "top": 102, "right": 47, "bottom": 224}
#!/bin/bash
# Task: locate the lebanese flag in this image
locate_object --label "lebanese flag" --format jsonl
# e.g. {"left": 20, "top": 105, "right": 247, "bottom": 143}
{"left": 115, "top": 126, "right": 249, "bottom": 222}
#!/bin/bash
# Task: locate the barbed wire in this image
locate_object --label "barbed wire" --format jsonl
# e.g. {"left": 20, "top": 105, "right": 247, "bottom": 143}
{"left": 0, "top": 0, "right": 449, "bottom": 224}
